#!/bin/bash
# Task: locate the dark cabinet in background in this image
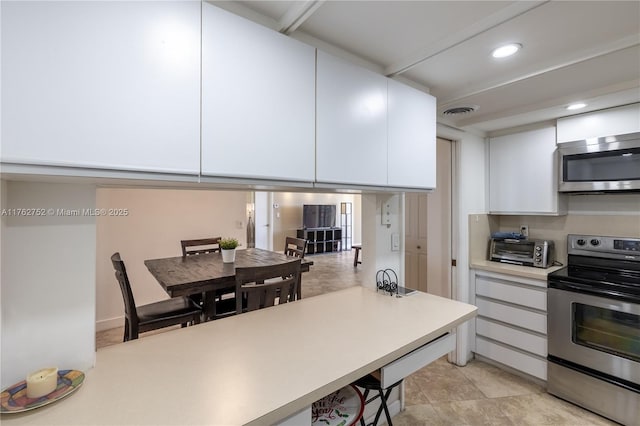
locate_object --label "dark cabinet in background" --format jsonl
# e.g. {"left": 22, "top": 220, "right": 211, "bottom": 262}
{"left": 297, "top": 227, "right": 342, "bottom": 254}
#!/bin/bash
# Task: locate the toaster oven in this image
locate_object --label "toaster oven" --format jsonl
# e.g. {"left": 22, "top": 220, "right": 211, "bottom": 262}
{"left": 489, "top": 238, "right": 555, "bottom": 268}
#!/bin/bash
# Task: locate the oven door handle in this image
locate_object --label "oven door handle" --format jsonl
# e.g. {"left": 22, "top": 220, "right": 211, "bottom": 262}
{"left": 548, "top": 278, "right": 640, "bottom": 304}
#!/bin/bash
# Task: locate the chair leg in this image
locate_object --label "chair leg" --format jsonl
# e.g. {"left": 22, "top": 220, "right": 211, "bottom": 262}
{"left": 123, "top": 318, "right": 130, "bottom": 342}
{"left": 359, "top": 389, "right": 370, "bottom": 426}
{"left": 371, "top": 389, "right": 386, "bottom": 426}
{"left": 381, "top": 387, "right": 394, "bottom": 426}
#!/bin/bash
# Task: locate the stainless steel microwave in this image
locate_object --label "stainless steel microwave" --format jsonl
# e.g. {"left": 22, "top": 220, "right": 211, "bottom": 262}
{"left": 558, "top": 132, "right": 640, "bottom": 192}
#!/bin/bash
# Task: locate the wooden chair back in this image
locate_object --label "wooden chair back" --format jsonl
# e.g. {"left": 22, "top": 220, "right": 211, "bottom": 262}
{"left": 235, "top": 259, "right": 302, "bottom": 313}
{"left": 111, "top": 252, "right": 139, "bottom": 329}
{"left": 284, "top": 236, "right": 307, "bottom": 258}
{"left": 181, "top": 237, "right": 221, "bottom": 257}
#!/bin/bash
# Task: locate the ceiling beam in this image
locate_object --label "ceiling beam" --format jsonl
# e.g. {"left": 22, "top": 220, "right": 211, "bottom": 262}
{"left": 278, "top": 1, "right": 325, "bottom": 35}
{"left": 384, "top": 1, "right": 549, "bottom": 77}
{"left": 438, "top": 36, "right": 640, "bottom": 106}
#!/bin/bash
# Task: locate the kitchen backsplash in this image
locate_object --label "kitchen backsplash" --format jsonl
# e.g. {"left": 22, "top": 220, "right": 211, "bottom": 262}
{"left": 470, "top": 213, "right": 640, "bottom": 265}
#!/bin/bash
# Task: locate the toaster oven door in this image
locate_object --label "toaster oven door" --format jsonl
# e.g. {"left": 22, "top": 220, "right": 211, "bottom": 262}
{"left": 490, "top": 240, "right": 534, "bottom": 264}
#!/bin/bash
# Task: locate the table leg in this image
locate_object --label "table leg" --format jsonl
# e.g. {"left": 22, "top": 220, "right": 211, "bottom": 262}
{"left": 203, "top": 291, "right": 216, "bottom": 321}
{"left": 353, "top": 246, "right": 362, "bottom": 267}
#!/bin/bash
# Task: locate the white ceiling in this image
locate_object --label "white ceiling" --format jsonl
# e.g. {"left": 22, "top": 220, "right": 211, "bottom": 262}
{"left": 212, "top": 0, "right": 640, "bottom": 135}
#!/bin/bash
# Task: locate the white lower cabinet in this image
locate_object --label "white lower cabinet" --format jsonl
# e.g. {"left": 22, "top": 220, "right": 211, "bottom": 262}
{"left": 472, "top": 270, "right": 548, "bottom": 380}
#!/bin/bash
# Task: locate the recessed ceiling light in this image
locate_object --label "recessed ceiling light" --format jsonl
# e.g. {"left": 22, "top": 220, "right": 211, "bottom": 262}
{"left": 567, "top": 103, "right": 587, "bottom": 110}
{"left": 491, "top": 43, "right": 522, "bottom": 58}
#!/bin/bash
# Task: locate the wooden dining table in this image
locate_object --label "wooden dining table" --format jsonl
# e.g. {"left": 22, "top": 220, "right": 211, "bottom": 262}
{"left": 144, "top": 248, "right": 313, "bottom": 319}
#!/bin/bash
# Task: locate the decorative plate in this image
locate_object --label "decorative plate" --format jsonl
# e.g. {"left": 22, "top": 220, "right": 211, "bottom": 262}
{"left": 1, "top": 369, "right": 84, "bottom": 413}
{"left": 312, "top": 384, "right": 364, "bottom": 426}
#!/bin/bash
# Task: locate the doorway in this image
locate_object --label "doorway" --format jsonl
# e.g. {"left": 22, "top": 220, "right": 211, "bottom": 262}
{"left": 404, "top": 138, "right": 453, "bottom": 298}
{"left": 254, "top": 191, "right": 272, "bottom": 250}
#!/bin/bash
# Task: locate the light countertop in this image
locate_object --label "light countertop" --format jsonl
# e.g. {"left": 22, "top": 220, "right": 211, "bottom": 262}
{"left": 471, "top": 259, "right": 563, "bottom": 280}
{"left": 2, "top": 286, "right": 476, "bottom": 426}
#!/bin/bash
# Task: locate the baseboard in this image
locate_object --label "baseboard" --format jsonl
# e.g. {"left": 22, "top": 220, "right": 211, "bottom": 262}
{"left": 96, "top": 316, "right": 123, "bottom": 332}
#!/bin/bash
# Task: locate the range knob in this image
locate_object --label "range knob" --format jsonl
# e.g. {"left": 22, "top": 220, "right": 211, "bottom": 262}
{"left": 590, "top": 239, "right": 601, "bottom": 246}
{"left": 576, "top": 239, "right": 587, "bottom": 246}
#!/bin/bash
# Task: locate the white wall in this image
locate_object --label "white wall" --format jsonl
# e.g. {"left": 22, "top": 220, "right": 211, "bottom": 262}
{"left": 361, "top": 193, "right": 403, "bottom": 289}
{"left": 436, "top": 124, "right": 487, "bottom": 364}
{"left": 95, "top": 188, "right": 249, "bottom": 331}
{"left": 1, "top": 181, "right": 97, "bottom": 388}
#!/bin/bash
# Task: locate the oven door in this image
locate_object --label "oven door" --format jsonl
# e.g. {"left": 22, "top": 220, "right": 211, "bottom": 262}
{"left": 548, "top": 287, "right": 640, "bottom": 385}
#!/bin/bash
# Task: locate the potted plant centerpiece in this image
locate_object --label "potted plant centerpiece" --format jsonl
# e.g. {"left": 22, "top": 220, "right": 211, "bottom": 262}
{"left": 220, "top": 237, "right": 240, "bottom": 263}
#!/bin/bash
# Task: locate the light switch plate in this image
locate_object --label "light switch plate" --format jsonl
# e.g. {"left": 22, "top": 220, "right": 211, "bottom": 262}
{"left": 391, "top": 233, "right": 400, "bottom": 251}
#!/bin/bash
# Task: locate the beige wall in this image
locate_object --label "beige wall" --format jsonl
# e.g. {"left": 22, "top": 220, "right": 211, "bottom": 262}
{"left": 469, "top": 194, "right": 640, "bottom": 264}
{"left": 95, "top": 188, "right": 249, "bottom": 330}
{"left": 95, "top": 188, "right": 363, "bottom": 330}
{"left": 271, "top": 192, "right": 361, "bottom": 252}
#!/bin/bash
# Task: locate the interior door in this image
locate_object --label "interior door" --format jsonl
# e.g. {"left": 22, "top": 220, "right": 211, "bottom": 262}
{"left": 254, "top": 192, "right": 272, "bottom": 250}
{"left": 405, "top": 193, "right": 428, "bottom": 292}
{"left": 404, "top": 138, "right": 452, "bottom": 298}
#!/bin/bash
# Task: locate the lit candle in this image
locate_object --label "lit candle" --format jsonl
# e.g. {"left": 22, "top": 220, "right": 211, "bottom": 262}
{"left": 26, "top": 367, "right": 58, "bottom": 399}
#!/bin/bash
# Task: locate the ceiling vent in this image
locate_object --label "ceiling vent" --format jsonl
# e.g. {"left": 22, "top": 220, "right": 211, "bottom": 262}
{"left": 442, "top": 105, "right": 479, "bottom": 116}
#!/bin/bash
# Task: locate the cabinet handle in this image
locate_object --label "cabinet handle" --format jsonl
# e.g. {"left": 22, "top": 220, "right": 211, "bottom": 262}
{"left": 417, "top": 245, "right": 421, "bottom": 249}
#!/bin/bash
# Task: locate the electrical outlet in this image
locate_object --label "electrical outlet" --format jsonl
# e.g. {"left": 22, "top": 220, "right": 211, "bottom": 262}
{"left": 520, "top": 225, "right": 529, "bottom": 237}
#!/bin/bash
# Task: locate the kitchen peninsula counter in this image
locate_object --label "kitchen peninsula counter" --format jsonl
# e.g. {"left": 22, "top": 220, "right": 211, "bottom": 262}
{"left": 2, "top": 286, "right": 476, "bottom": 426}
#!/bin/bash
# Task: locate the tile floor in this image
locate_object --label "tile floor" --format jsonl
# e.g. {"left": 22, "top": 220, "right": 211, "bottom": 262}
{"left": 97, "top": 250, "right": 615, "bottom": 425}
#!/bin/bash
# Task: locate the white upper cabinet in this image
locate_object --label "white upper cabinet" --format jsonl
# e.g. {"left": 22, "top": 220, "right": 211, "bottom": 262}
{"left": 556, "top": 103, "right": 640, "bottom": 143}
{"left": 316, "top": 51, "right": 388, "bottom": 187}
{"left": 1, "top": 1, "right": 201, "bottom": 175}
{"left": 201, "top": 4, "right": 315, "bottom": 182}
{"left": 387, "top": 79, "right": 436, "bottom": 189}
{"left": 489, "top": 126, "right": 566, "bottom": 215}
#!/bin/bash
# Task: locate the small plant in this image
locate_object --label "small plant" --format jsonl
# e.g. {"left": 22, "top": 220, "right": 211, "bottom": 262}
{"left": 219, "top": 238, "right": 239, "bottom": 250}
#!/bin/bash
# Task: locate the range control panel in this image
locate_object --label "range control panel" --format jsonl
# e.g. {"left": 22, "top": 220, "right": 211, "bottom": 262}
{"left": 568, "top": 234, "right": 640, "bottom": 259}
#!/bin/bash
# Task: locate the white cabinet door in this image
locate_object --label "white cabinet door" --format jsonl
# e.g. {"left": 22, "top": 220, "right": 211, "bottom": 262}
{"left": 201, "top": 4, "right": 315, "bottom": 182}
{"left": 557, "top": 103, "right": 640, "bottom": 143}
{"left": 387, "top": 79, "right": 436, "bottom": 189}
{"left": 489, "top": 126, "right": 564, "bottom": 214}
{"left": 316, "top": 51, "right": 388, "bottom": 186}
{"left": 1, "top": 1, "right": 200, "bottom": 175}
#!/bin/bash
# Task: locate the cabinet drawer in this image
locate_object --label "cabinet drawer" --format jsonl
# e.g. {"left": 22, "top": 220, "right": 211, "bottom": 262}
{"left": 380, "top": 333, "right": 454, "bottom": 389}
{"left": 476, "top": 299, "right": 546, "bottom": 334}
{"left": 476, "top": 337, "right": 547, "bottom": 380}
{"left": 476, "top": 277, "right": 546, "bottom": 311}
{"left": 476, "top": 318, "right": 547, "bottom": 357}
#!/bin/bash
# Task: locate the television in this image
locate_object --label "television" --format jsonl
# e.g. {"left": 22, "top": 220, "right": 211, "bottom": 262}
{"left": 303, "top": 204, "right": 336, "bottom": 229}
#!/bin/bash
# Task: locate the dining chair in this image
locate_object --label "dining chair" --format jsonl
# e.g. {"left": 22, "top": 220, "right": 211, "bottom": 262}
{"left": 283, "top": 237, "right": 307, "bottom": 299}
{"left": 111, "top": 252, "right": 202, "bottom": 342}
{"left": 180, "top": 237, "right": 222, "bottom": 257}
{"left": 235, "top": 259, "right": 302, "bottom": 314}
{"left": 180, "top": 237, "right": 228, "bottom": 313}
{"left": 284, "top": 236, "right": 307, "bottom": 258}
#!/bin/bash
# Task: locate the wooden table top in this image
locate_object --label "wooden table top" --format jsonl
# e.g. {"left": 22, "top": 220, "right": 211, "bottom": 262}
{"left": 144, "top": 248, "right": 313, "bottom": 297}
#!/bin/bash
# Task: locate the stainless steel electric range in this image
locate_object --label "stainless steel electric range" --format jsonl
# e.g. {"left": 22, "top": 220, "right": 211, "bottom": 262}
{"left": 547, "top": 234, "right": 640, "bottom": 425}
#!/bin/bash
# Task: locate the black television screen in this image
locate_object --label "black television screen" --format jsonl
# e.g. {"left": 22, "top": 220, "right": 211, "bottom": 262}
{"left": 303, "top": 204, "right": 336, "bottom": 229}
